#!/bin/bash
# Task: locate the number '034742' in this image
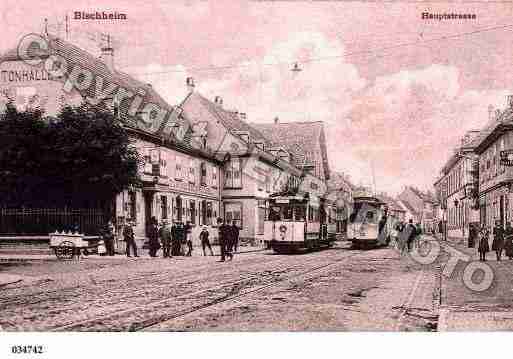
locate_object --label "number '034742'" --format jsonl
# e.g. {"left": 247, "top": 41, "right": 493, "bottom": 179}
{"left": 11, "top": 345, "right": 44, "bottom": 354}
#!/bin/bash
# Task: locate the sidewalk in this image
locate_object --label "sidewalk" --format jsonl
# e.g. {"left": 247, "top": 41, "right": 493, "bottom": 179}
{"left": 433, "top": 236, "right": 513, "bottom": 331}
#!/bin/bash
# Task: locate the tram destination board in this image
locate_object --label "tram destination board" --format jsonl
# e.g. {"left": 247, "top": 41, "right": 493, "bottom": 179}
{"left": 500, "top": 150, "right": 513, "bottom": 166}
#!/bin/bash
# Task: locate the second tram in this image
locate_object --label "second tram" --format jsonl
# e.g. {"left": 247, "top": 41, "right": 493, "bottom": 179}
{"left": 348, "top": 195, "right": 389, "bottom": 249}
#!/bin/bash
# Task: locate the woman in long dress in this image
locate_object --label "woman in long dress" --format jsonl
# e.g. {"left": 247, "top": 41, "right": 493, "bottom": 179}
{"left": 478, "top": 226, "right": 490, "bottom": 262}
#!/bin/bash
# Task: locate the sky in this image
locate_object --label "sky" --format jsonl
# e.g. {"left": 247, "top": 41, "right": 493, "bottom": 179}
{"left": 2, "top": 0, "right": 513, "bottom": 195}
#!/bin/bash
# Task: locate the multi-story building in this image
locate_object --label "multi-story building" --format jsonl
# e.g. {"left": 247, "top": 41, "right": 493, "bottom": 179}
{"left": 0, "top": 34, "right": 223, "bottom": 245}
{"left": 180, "top": 87, "right": 329, "bottom": 242}
{"left": 472, "top": 98, "right": 513, "bottom": 230}
{"left": 433, "top": 131, "right": 480, "bottom": 240}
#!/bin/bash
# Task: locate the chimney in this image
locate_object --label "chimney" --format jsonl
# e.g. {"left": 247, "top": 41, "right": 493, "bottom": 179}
{"left": 488, "top": 105, "right": 494, "bottom": 120}
{"left": 214, "top": 96, "right": 223, "bottom": 107}
{"left": 101, "top": 46, "right": 114, "bottom": 71}
{"left": 508, "top": 95, "right": 513, "bottom": 109}
{"left": 186, "top": 77, "right": 195, "bottom": 93}
{"left": 274, "top": 116, "right": 279, "bottom": 124}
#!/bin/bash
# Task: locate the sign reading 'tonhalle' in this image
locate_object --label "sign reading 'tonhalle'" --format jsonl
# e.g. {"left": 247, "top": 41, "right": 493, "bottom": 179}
{"left": 500, "top": 150, "right": 513, "bottom": 166}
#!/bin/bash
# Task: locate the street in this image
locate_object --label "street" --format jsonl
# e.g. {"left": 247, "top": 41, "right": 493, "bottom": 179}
{"left": 0, "top": 239, "right": 440, "bottom": 331}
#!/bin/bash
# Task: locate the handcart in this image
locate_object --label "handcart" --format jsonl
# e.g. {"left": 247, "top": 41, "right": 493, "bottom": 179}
{"left": 49, "top": 232, "right": 102, "bottom": 260}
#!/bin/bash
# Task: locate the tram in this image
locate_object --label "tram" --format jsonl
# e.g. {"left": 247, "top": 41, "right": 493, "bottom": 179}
{"left": 264, "top": 191, "right": 337, "bottom": 253}
{"left": 348, "top": 195, "right": 389, "bottom": 249}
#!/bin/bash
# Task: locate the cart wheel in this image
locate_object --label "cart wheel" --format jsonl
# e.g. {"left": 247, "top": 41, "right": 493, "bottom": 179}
{"left": 82, "top": 249, "right": 90, "bottom": 256}
{"left": 54, "top": 241, "right": 75, "bottom": 260}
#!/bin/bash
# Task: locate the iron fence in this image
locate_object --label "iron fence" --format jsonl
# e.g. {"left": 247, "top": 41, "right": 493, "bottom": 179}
{"left": 0, "top": 207, "right": 105, "bottom": 236}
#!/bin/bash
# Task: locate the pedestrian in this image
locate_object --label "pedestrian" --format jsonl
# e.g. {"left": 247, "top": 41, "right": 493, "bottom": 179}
{"left": 159, "top": 220, "right": 172, "bottom": 258}
{"left": 478, "top": 226, "right": 490, "bottom": 261}
{"left": 414, "top": 222, "right": 422, "bottom": 249}
{"left": 231, "top": 220, "right": 240, "bottom": 253}
{"left": 171, "top": 222, "right": 180, "bottom": 256}
{"left": 123, "top": 221, "right": 138, "bottom": 257}
{"left": 492, "top": 220, "right": 504, "bottom": 261}
{"left": 468, "top": 223, "right": 477, "bottom": 248}
{"left": 178, "top": 222, "right": 186, "bottom": 256}
{"left": 101, "top": 219, "right": 116, "bottom": 256}
{"left": 185, "top": 221, "right": 193, "bottom": 256}
{"left": 504, "top": 222, "right": 513, "bottom": 260}
{"left": 378, "top": 215, "right": 388, "bottom": 245}
{"left": 406, "top": 219, "right": 417, "bottom": 252}
{"left": 147, "top": 216, "right": 160, "bottom": 257}
{"left": 217, "top": 217, "right": 232, "bottom": 262}
{"left": 200, "top": 226, "right": 214, "bottom": 256}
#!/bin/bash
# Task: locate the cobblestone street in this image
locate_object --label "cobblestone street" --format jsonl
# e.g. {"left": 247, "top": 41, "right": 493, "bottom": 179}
{"left": 0, "top": 241, "right": 441, "bottom": 331}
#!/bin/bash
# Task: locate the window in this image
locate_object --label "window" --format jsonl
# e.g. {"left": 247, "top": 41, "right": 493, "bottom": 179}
{"left": 224, "top": 158, "right": 242, "bottom": 188}
{"left": 175, "top": 156, "right": 184, "bottom": 180}
{"left": 211, "top": 167, "right": 218, "bottom": 187}
{"left": 257, "top": 200, "right": 266, "bottom": 235}
{"left": 174, "top": 196, "right": 183, "bottom": 222}
{"left": 187, "top": 159, "right": 196, "bottom": 184}
{"left": 200, "top": 162, "right": 207, "bottom": 186}
{"left": 224, "top": 202, "right": 242, "bottom": 228}
{"left": 190, "top": 200, "right": 196, "bottom": 225}
{"left": 161, "top": 196, "right": 168, "bottom": 219}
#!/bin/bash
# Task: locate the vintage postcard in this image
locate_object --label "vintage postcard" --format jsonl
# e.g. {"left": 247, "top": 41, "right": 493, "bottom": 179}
{"left": 1, "top": 0, "right": 512, "bottom": 356}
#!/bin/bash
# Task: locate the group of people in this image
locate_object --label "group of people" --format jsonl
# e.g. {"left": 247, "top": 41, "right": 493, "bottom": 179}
{"left": 392, "top": 219, "right": 423, "bottom": 254}
{"left": 216, "top": 218, "right": 240, "bottom": 262}
{"left": 476, "top": 221, "right": 513, "bottom": 261}
{"left": 145, "top": 217, "right": 194, "bottom": 258}
{"left": 103, "top": 216, "right": 240, "bottom": 260}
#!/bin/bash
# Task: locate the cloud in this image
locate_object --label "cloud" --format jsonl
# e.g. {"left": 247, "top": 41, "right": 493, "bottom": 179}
{"left": 329, "top": 64, "right": 508, "bottom": 194}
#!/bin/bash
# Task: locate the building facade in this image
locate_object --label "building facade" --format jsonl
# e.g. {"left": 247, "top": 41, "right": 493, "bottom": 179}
{"left": 473, "top": 100, "right": 513, "bottom": 231}
{"left": 433, "top": 132, "right": 480, "bottom": 240}
{"left": 0, "top": 34, "right": 223, "bottom": 245}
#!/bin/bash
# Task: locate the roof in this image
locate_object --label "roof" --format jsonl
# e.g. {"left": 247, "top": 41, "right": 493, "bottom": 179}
{"left": 408, "top": 186, "right": 436, "bottom": 203}
{"left": 0, "top": 34, "right": 207, "bottom": 157}
{"left": 472, "top": 111, "right": 513, "bottom": 154}
{"left": 398, "top": 199, "right": 418, "bottom": 216}
{"left": 190, "top": 92, "right": 270, "bottom": 145}
{"left": 376, "top": 194, "right": 405, "bottom": 213}
{"left": 251, "top": 121, "right": 330, "bottom": 179}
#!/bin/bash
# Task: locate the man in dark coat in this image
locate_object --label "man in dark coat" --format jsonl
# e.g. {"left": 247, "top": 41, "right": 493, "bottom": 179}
{"left": 492, "top": 220, "right": 504, "bottom": 261}
{"left": 147, "top": 216, "right": 160, "bottom": 257}
{"left": 200, "top": 226, "right": 214, "bottom": 256}
{"left": 159, "top": 220, "right": 172, "bottom": 258}
{"left": 184, "top": 221, "right": 193, "bottom": 256}
{"left": 171, "top": 222, "right": 180, "bottom": 256}
{"left": 406, "top": 219, "right": 417, "bottom": 252}
{"left": 231, "top": 221, "right": 240, "bottom": 253}
{"left": 101, "top": 220, "right": 116, "bottom": 256}
{"left": 504, "top": 222, "right": 513, "bottom": 259}
{"left": 468, "top": 224, "right": 477, "bottom": 248}
{"left": 217, "top": 218, "right": 232, "bottom": 262}
{"left": 123, "top": 221, "right": 138, "bottom": 257}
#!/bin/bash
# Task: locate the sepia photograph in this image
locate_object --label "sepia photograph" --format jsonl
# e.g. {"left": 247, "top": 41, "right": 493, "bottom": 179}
{"left": 1, "top": 0, "right": 513, "bottom": 357}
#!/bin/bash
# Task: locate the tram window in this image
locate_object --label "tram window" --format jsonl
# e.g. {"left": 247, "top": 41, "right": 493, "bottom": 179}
{"left": 365, "top": 211, "right": 377, "bottom": 223}
{"left": 283, "top": 206, "right": 293, "bottom": 221}
{"left": 269, "top": 206, "right": 281, "bottom": 221}
{"left": 294, "top": 206, "right": 306, "bottom": 221}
